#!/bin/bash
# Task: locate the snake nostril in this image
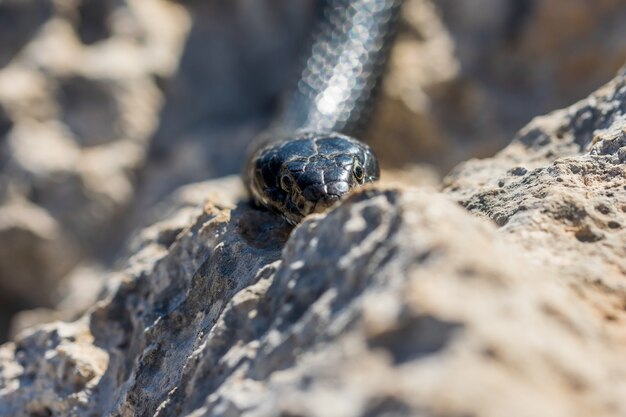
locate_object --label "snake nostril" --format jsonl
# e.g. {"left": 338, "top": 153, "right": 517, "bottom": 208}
{"left": 281, "top": 174, "right": 294, "bottom": 191}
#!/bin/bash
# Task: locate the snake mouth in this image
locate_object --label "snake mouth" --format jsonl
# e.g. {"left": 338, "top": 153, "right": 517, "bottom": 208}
{"left": 311, "top": 194, "right": 341, "bottom": 214}
{"left": 299, "top": 180, "right": 350, "bottom": 215}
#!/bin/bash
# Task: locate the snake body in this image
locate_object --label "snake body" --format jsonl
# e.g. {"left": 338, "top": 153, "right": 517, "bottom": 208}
{"left": 246, "top": 0, "right": 402, "bottom": 225}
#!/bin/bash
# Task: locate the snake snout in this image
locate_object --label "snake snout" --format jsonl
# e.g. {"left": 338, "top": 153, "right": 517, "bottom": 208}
{"left": 327, "top": 181, "right": 349, "bottom": 196}
{"left": 313, "top": 194, "right": 341, "bottom": 213}
{"left": 248, "top": 133, "right": 380, "bottom": 224}
{"left": 302, "top": 185, "right": 324, "bottom": 202}
{"left": 302, "top": 180, "right": 350, "bottom": 214}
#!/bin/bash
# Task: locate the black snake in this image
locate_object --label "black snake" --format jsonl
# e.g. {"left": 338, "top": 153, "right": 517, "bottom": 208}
{"left": 245, "top": 0, "right": 402, "bottom": 225}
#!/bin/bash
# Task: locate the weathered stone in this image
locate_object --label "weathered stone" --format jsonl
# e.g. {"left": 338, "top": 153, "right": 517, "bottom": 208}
{"left": 0, "top": 0, "right": 187, "bottom": 324}
{"left": 0, "top": 0, "right": 53, "bottom": 69}
{"left": 444, "top": 66, "right": 626, "bottom": 285}
{"left": 0, "top": 2, "right": 625, "bottom": 416}
{"left": 367, "top": 0, "right": 626, "bottom": 170}
{"left": 1, "top": 171, "right": 625, "bottom": 415}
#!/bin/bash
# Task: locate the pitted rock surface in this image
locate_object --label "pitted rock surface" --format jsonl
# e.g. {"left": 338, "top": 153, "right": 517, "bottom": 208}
{"left": 0, "top": 2, "right": 625, "bottom": 417}
{"left": 1, "top": 0, "right": 625, "bottom": 341}
{"left": 4, "top": 182, "right": 626, "bottom": 417}
{"left": 444, "top": 67, "right": 626, "bottom": 333}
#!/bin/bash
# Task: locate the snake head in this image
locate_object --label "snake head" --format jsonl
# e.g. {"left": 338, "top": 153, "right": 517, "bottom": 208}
{"left": 248, "top": 132, "right": 380, "bottom": 225}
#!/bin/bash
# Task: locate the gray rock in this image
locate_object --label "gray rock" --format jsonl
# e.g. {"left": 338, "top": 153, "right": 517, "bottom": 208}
{"left": 0, "top": 3, "right": 625, "bottom": 416}
{"left": 444, "top": 66, "right": 626, "bottom": 285}
{"left": 0, "top": 0, "right": 53, "bottom": 69}
{"left": 1, "top": 66, "right": 625, "bottom": 414}
{"left": 367, "top": 0, "right": 626, "bottom": 170}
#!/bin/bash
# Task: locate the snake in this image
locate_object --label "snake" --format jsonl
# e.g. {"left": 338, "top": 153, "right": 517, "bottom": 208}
{"left": 245, "top": 0, "right": 402, "bottom": 225}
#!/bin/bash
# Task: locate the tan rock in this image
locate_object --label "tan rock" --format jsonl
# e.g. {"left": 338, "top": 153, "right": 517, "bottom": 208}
{"left": 368, "top": 0, "right": 626, "bottom": 170}
{"left": 0, "top": 3, "right": 624, "bottom": 416}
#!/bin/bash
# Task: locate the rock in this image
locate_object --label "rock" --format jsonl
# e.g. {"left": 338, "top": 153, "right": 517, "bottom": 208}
{"left": 1, "top": 62, "right": 625, "bottom": 413}
{"left": 0, "top": 0, "right": 53, "bottom": 69}
{"left": 1, "top": 179, "right": 624, "bottom": 415}
{"left": 367, "top": 0, "right": 626, "bottom": 171}
{"left": 1, "top": 0, "right": 624, "bottom": 341}
{"left": 0, "top": 2, "right": 625, "bottom": 415}
{"left": 8, "top": 264, "right": 109, "bottom": 340}
{"left": 0, "top": 198, "right": 79, "bottom": 306}
{"left": 0, "top": 0, "right": 187, "bottom": 330}
{"left": 444, "top": 66, "right": 626, "bottom": 289}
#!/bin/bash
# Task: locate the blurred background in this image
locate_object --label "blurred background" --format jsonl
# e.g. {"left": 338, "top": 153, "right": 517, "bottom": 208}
{"left": 0, "top": 0, "right": 624, "bottom": 342}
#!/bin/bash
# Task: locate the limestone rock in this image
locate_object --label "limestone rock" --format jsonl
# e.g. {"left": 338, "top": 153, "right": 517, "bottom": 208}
{"left": 1, "top": 65, "right": 625, "bottom": 413}
{"left": 0, "top": 2, "right": 625, "bottom": 416}
{"left": 367, "top": 0, "right": 626, "bottom": 170}
{"left": 0, "top": 0, "right": 188, "bottom": 330}
{"left": 444, "top": 66, "right": 626, "bottom": 286}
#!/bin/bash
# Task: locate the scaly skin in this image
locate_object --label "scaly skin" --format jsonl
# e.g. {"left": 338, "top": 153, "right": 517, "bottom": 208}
{"left": 246, "top": 0, "right": 402, "bottom": 224}
{"left": 248, "top": 131, "right": 379, "bottom": 224}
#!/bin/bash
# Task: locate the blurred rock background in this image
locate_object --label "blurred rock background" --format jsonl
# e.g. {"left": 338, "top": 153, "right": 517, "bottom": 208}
{"left": 0, "top": 0, "right": 624, "bottom": 342}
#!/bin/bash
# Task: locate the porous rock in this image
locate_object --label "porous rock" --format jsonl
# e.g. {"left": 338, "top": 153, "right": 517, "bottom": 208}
{"left": 2, "top": 59, "right": 626, "bottom": 415}
{"left": 367, "top": 0, "right": 626, "bottom": 170}
{"left": 0, "top": 4, "right": 625, "bottom": 417}
{"left": 444, "top": 66, "right": 626, "bottom": 301}
{"left": 0, "top": 179, "right": 615, "bottom": 417}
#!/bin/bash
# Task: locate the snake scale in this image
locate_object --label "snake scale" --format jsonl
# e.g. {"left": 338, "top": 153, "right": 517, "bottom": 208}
{"left": 245, "top": 0, "right": 403, "bottom": 225}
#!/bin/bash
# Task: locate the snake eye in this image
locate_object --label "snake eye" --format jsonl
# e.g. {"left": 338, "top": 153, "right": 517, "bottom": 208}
{"left": 280, "top": 174, "right": 293, "bottom": 191}
{"left": 353, "top": 162, "right": 364, "bottom": 182}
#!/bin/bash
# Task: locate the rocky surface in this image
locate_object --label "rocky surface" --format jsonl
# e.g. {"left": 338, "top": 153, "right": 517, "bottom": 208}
{"left": 444, "top": 64, "right": 626, "bottom": 343}
{"left": 445, "top": 64, "right": 626, "bottom": 265}
{"left": 0, "top": 0, "right": 188, "bottom": 335}
{"left": 1, "top": 65, "right": 625, "bottom": 415}
{"left": 0, "top": 0, "right": 625, "bottom": 339}
{"left": 0, "top": 0, "right": 625, "bottom": 416}
{"left": 368, "top": 0, "right": 626, "bottom": 170}
{"left": 0, "top": 0, "right": 314, "bottom": 339}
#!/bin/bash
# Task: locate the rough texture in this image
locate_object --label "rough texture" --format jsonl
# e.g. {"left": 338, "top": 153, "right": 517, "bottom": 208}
{"left": 0, "top": 0, "right": 315, "bottom": 339}
{"left": 444, "top": 66, "right": 626, "bottom": 280}
{"left": 1, "top": 66, "right": 626, "bottom": 415}
{"left": 444, "top": 65, "right": 626, "bottom": 344}
{"left": 367, "top": 0, "right": 626, "bottom": 170}
{"left": 0, "top": 1, "right": 626, "bottom": 416}
{"left": 0, "top": 183, "right": 619, "bottom": 417}
{"left": 1, "top": 0, "right": 625, "bottom": 338}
